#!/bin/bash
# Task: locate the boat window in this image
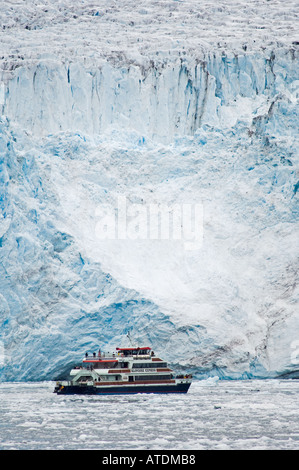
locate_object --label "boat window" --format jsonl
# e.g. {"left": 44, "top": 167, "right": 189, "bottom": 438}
{"left": 93, "top": 361, "right": 118, "bottom": 369}
{"left": 120, "top": 362, "right": 129, "bottom": 368}
{"left": 99, "top": 375, "right": 121, "bottom": 381}
{"left": 78, "top": 376, "right": 92, "bottom": 382}
{"left": 118, "top": 349, "right": 151, "bottom": 356}
{"left": 134, "top": 375, "right": 172, "bottom": 381}
{"left": 132, "top": 362, "right": 167, "bottom": 368}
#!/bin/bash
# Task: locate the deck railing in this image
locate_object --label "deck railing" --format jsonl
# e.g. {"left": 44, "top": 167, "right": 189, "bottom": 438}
{"left": 84, "top": 352, "right": 153, "bottom": 360}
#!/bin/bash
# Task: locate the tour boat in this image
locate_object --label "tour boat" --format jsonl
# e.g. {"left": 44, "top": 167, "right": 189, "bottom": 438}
{"left": 54, "top": 345, "right": 192, "bottom": 395}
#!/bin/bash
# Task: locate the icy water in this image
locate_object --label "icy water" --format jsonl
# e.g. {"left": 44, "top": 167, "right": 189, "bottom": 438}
{"left": 0, "top": 379, "right": 298, "bottom": 450}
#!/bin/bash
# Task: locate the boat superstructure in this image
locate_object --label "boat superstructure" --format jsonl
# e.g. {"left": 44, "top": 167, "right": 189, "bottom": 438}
{"left": 54, "top": 346, "right": 192, "bottom": 395}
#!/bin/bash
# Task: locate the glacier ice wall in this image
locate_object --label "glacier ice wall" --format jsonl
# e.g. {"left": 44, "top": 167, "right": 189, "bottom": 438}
{"left": 3, "top": 49, "right": 298, "bottom": 143}
{"left": 0, "top": 1, "right": 298, "bottom": 381}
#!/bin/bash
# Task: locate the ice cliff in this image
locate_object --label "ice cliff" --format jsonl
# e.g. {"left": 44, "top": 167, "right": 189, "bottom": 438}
{"left": 0, "top": 0, "right": 298, "bottom": 381}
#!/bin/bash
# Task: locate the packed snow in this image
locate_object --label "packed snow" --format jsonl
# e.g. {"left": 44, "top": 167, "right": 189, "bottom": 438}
{"left": 0, "top": 0, "right": 298, "bottom": 381}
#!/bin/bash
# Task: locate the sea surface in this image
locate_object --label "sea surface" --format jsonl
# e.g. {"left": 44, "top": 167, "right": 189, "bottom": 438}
{"left": 0, "top": 379, "right": 298, "bottom": 450}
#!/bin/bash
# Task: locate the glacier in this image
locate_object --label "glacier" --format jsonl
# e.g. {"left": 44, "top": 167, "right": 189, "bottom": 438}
{"left": 0, "top": 0, "right": 298, "bottom": 381}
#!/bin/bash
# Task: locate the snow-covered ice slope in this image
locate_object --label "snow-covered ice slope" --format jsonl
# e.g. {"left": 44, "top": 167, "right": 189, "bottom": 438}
{"left": 0, "top": 0, "right": 298, "bottom": 380}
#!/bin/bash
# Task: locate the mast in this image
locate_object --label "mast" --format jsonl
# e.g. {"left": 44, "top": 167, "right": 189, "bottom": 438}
{"left": 127, "top": 331, "right": 138, "bottom": 348}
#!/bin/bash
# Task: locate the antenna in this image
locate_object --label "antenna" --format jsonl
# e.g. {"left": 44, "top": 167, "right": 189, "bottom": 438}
{"left": 127, "top": 332, "right": 137, "bottom": 347}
